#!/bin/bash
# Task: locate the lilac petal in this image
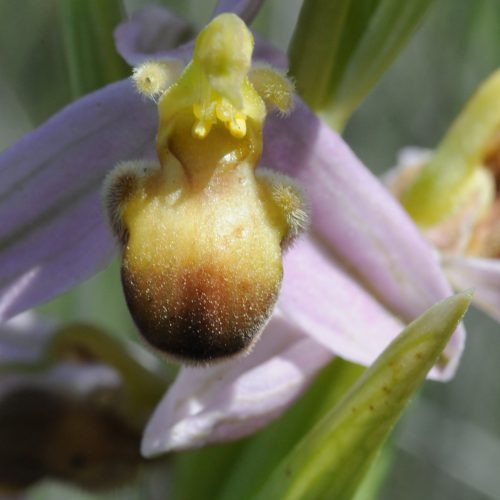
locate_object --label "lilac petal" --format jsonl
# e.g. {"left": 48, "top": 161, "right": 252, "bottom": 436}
{"left": 141, "top": 314, "right": 332, "bottom": 456}
{"left": 280, "top": 236, "right": 461, "bottom": 381}
{"left": 443, "top": 255, "right": 500, "bottom": 322}
{"left": 280, "top": 236, "right": 403, "bottom": 363}
{"left": 213, "top": 0, "right": 265, "bottom": 22}
{"left": 0, "top": 80, "right": 157, "bottom": 321}
{"left": 114, "top": 6, "right": 194, "bottom": 66}
{"left": 263, "top": 99, "right": 457, "bottom": 322}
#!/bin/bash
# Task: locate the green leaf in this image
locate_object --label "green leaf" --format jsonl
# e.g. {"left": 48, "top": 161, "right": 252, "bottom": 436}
{"left": 59, "top": 0, "right": 129, "bottom": 99}
{"left": 172, "top": 440, "right": 247, "bottom": 500}
{"left": 251, "top": 291, "right": 472, "bottom": 500}
{"left": 289, "top": 0, "right": 436, "bottom": 131}
{"left": 0, "top": 0, "right": 71, "bottom": 127}
{"left": 352, "top": 444, "right": 393, "bottom": 500}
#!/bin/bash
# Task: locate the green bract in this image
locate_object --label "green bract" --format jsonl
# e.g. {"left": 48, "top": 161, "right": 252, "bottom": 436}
{"left": 252, "top": 292, "right": 472, "bottom": 500}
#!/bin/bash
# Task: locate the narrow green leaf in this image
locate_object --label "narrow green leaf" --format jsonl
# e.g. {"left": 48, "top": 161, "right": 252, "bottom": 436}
{"left": 352, "top": 444, "right": 393, "bottom": 500}
{"left": 252, "top": 292, "right": 472, "bottom": 500}
{"left": 59, "top": 0, "right": 129, "bottom": 99}
{"left": 289, "top": 0, "right": 436, "bottom": 131}
{"left": 289, "top": 0, "right": 354, "bottom": 112}
{"left": 172, "top": 440, "right": 247, "bottom": 500}
{"left": 0, "top": 0, "right": 72, "bottom": 125}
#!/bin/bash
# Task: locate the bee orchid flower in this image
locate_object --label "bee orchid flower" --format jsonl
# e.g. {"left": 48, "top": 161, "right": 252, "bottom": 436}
{"left": 386, "top": 69, "right": 500, "bottom": 322}
{"left": 0, "top": 0, "right": 463, "bottom": 457}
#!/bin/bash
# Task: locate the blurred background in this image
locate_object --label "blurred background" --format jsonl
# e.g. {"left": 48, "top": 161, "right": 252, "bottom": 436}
{"left": 1, "top": 0, "right": 499, "bottom": 498}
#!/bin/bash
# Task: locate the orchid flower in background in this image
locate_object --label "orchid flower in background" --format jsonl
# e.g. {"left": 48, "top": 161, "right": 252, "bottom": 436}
{"left": 386, "top": 69, "right": 500, "bottom": 322}
{"left": 0, "top": 0, "right": 474, "bottom": 498}
{"left": 0, "top": 313, "right": 170, "bottom": 497}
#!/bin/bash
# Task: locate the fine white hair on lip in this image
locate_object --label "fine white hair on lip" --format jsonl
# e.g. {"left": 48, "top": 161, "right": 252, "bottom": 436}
{"left": 102, "top": 159, "right": 160, "bottom": 246}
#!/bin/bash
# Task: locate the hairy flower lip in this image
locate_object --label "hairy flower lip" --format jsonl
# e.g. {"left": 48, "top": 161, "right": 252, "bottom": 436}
{"left": 110, "top": 15, "right": 302, "bottom": 365}
{"left": 120, "top": 258, "right": 279, "bottom": 365}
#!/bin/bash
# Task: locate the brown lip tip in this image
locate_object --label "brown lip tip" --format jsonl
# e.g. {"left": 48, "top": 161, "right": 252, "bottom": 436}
{"left": 121, "top": 263, "right": 278, "bottom": 364}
